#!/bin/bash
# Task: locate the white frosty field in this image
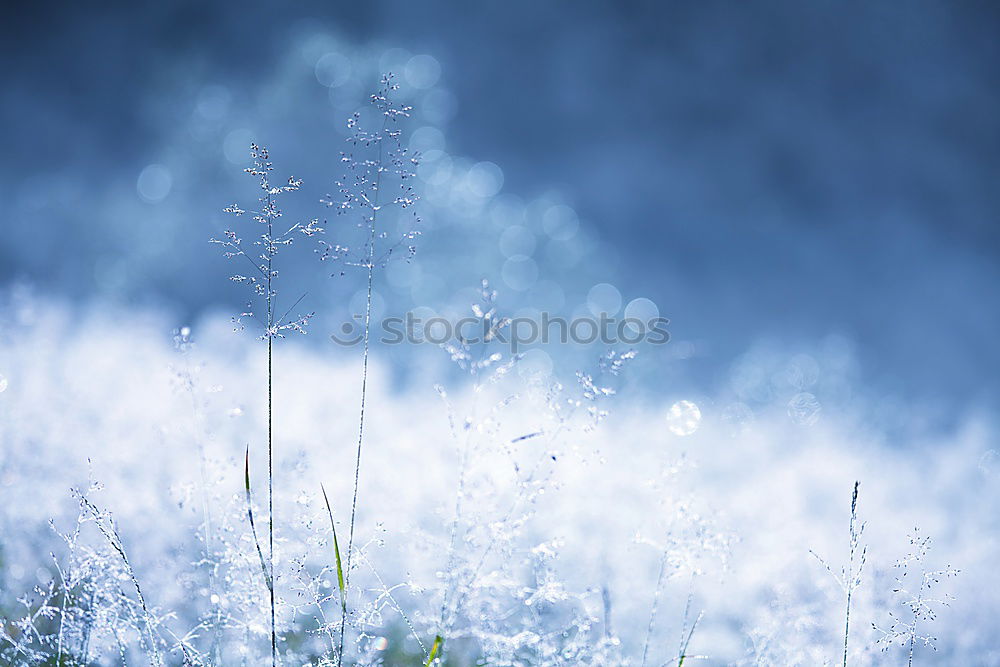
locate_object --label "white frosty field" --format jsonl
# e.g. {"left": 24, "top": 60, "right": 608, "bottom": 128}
{"left": 1, "top": 291, "right": 997, "bottom": 665}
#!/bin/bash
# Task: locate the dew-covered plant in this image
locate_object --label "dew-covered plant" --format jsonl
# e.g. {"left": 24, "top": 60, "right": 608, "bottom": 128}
{"left": 1, "top": 479, "right": 171, "bottom": 665}
{"left": 211, "top": 143, "right": 318, "bottom": 665}
{"left": 637, "top": 457, "right": 730, "bottom": 667}
{"left": 316, "top": 72, "right": 420, "bottom": 664}
{"left": 873, "top": 529, "right": 959, "bottom": 665}
{"left": 421, "top": 280, "right": 644, "bottom": 664}
{"left": 811, "top": 480, "right": 867, "bottom": 667}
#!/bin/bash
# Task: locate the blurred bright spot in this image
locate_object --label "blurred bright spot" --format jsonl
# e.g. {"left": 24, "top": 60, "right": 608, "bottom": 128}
{"left": 624, "top": 297, "right": 658, "bottom": 334}
{"left": 542, "top": 204, "right": 579, "bottom": 240}
{"left": 787, "top": 392, "right": 821, "bottom": 425}
{"left": 297, "top": 31, "right": 339, "bottom": 66}
{"left": 137, "top": 164, "right": 172, "bottom": 203}
{"left": 0, "top": 374, "right": 8, "bottom": 393}
{"left": 417, "top": 150, "right": 452, "bottom": 185}
{"left": 315, "top": 52, "right": 352, "bottom": 87}
{"left": 410, "top": 126, "right": 445, "bottom": 152}
{"left": 667, "top": 400, "right": 701, "bottom": 436}
{"left": 223, "top": 129, "right": 254, "bottom": 164}
{"left": 405, "top": 54, "right": 441, "bottom": 89}
{"left": 782, "top": 353, "right": 820, "bottom": 390}
{"left": 501, "top": 255, "right": 538, "bottom": 291}
{"left": 379, "top": 48, "right": 412, "bottom": 75}
{"left": 421, "top": 88, "right": 457, "bottom": 124}
{"left": 195, "top": 85, "right": 231, "bottom": 120}
{"left": 587, "top": 283, "right": 622, "bottom": 316}
{"left": 519, "top": 349, "right": 553, "bottom": 379}
{"left": 373, "top": 636, "right": 389, "bottom": 651}
{"left": 499, "top": 225, "right": 535, "bottom": 258}
{"left": 466, "top": 161, "right": 504, "bottom": 198}
{"left": 418, "top": 150, "right": 452, "bottom": 185}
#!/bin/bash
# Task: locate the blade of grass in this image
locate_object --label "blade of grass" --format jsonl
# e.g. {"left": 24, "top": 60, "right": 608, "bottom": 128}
{"left": 424, "top": 635, "right": 444, "bottom": 666}
{"left": 676, "top": 610, "right": 703, "bottom": 666}
{"left": 245, "top": 447, "right": 273, "bottom": 591}
{"left": 320, "top": 484, "right": 347, "bottom": 611}
{"left": 321, "top": 483, "right": 348, "bottom": 667}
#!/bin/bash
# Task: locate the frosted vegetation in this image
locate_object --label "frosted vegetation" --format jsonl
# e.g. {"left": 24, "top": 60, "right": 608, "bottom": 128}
{"left": 1, "top": 76, "right": 998, "bottom": 666}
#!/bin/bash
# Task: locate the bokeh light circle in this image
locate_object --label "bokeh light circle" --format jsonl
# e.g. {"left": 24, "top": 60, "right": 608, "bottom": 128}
{"left": 405, "top": 54, "right": 441, "bottom": 89}
{"left": 315, "top": 52, "right": 352, "bottom": 88}
{"left": 502, "top": 255, "right": 539, "bottom": 291}
{"left": 667, "top": 400, "right": 702, "bottom": 436}
{"left": 137, "top": 164, "right": 173, "bottom": 203}
{"left": 587, "top": 283, "right": 622, "bottom": 316}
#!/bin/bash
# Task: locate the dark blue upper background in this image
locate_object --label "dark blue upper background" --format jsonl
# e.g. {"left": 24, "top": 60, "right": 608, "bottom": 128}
{"left": 3, "top": 0, "right": 998, "bottom": 419}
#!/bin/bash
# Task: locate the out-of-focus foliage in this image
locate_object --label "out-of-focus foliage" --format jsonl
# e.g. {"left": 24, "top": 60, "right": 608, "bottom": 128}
{"left": 0, "top": 291, "right": 996, "bottom": 664}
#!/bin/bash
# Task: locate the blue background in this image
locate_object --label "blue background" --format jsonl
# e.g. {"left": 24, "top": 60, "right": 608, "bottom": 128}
{"left": 3, "top": 0, "right": 998, "bottom": 423}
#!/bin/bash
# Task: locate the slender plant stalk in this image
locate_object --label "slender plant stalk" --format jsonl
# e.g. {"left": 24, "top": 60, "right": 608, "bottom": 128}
{"left": 345, "top": 220, "right": 375, "bottom": 577}
{"left": 641, "top": 548, "right": 670, "bottom": 667}
{"left": 810, "top": 481, "right": 866, "bottom": 667}
{"left": 217, "top": 144, "right": 313, "bottom": 665}
{"left": 266, "top": 190, "right": 277, "bottom": 667}
{"left": 843, "top": 481, "right": 861, "bottom": 667}
{"left": 345, "top": 117, "right": 386, "bottom": 575}
{"left": 340, "top": 113, "right": 389, "bottom": 660}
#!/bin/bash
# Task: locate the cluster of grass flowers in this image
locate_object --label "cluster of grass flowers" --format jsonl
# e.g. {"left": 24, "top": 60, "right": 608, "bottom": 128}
{"left": 0, "top": 74, "right": 976, "bottom": 666}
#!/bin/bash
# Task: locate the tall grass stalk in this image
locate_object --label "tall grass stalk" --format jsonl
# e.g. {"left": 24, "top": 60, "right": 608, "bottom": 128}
{"left": 345, "top": 160, "right": 378, "bottom": 581}
{"left": 841, "top": 481, "right": 865, "bottom": 667}
{"left": 319, "top": 74, "right": 419, "bottom": 661}
{"left": 213, "top": 143, "right": 314, "bottom": 664}
{"left": 811, "top": 480, "right": 866, "bottom": 667}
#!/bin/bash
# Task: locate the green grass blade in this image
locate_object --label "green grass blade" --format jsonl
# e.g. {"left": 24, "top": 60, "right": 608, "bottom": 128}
{"left": 320, "top": 483, "right": 347, "bottom": 612}
{"left": 245, "top": 447, "right": 272, "bottom": 591}
{"left": 424, "top": 634, "right": 444, "bottom": 666}
{"left": 677, "top": 610, "right": 703, "bottom": 666}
